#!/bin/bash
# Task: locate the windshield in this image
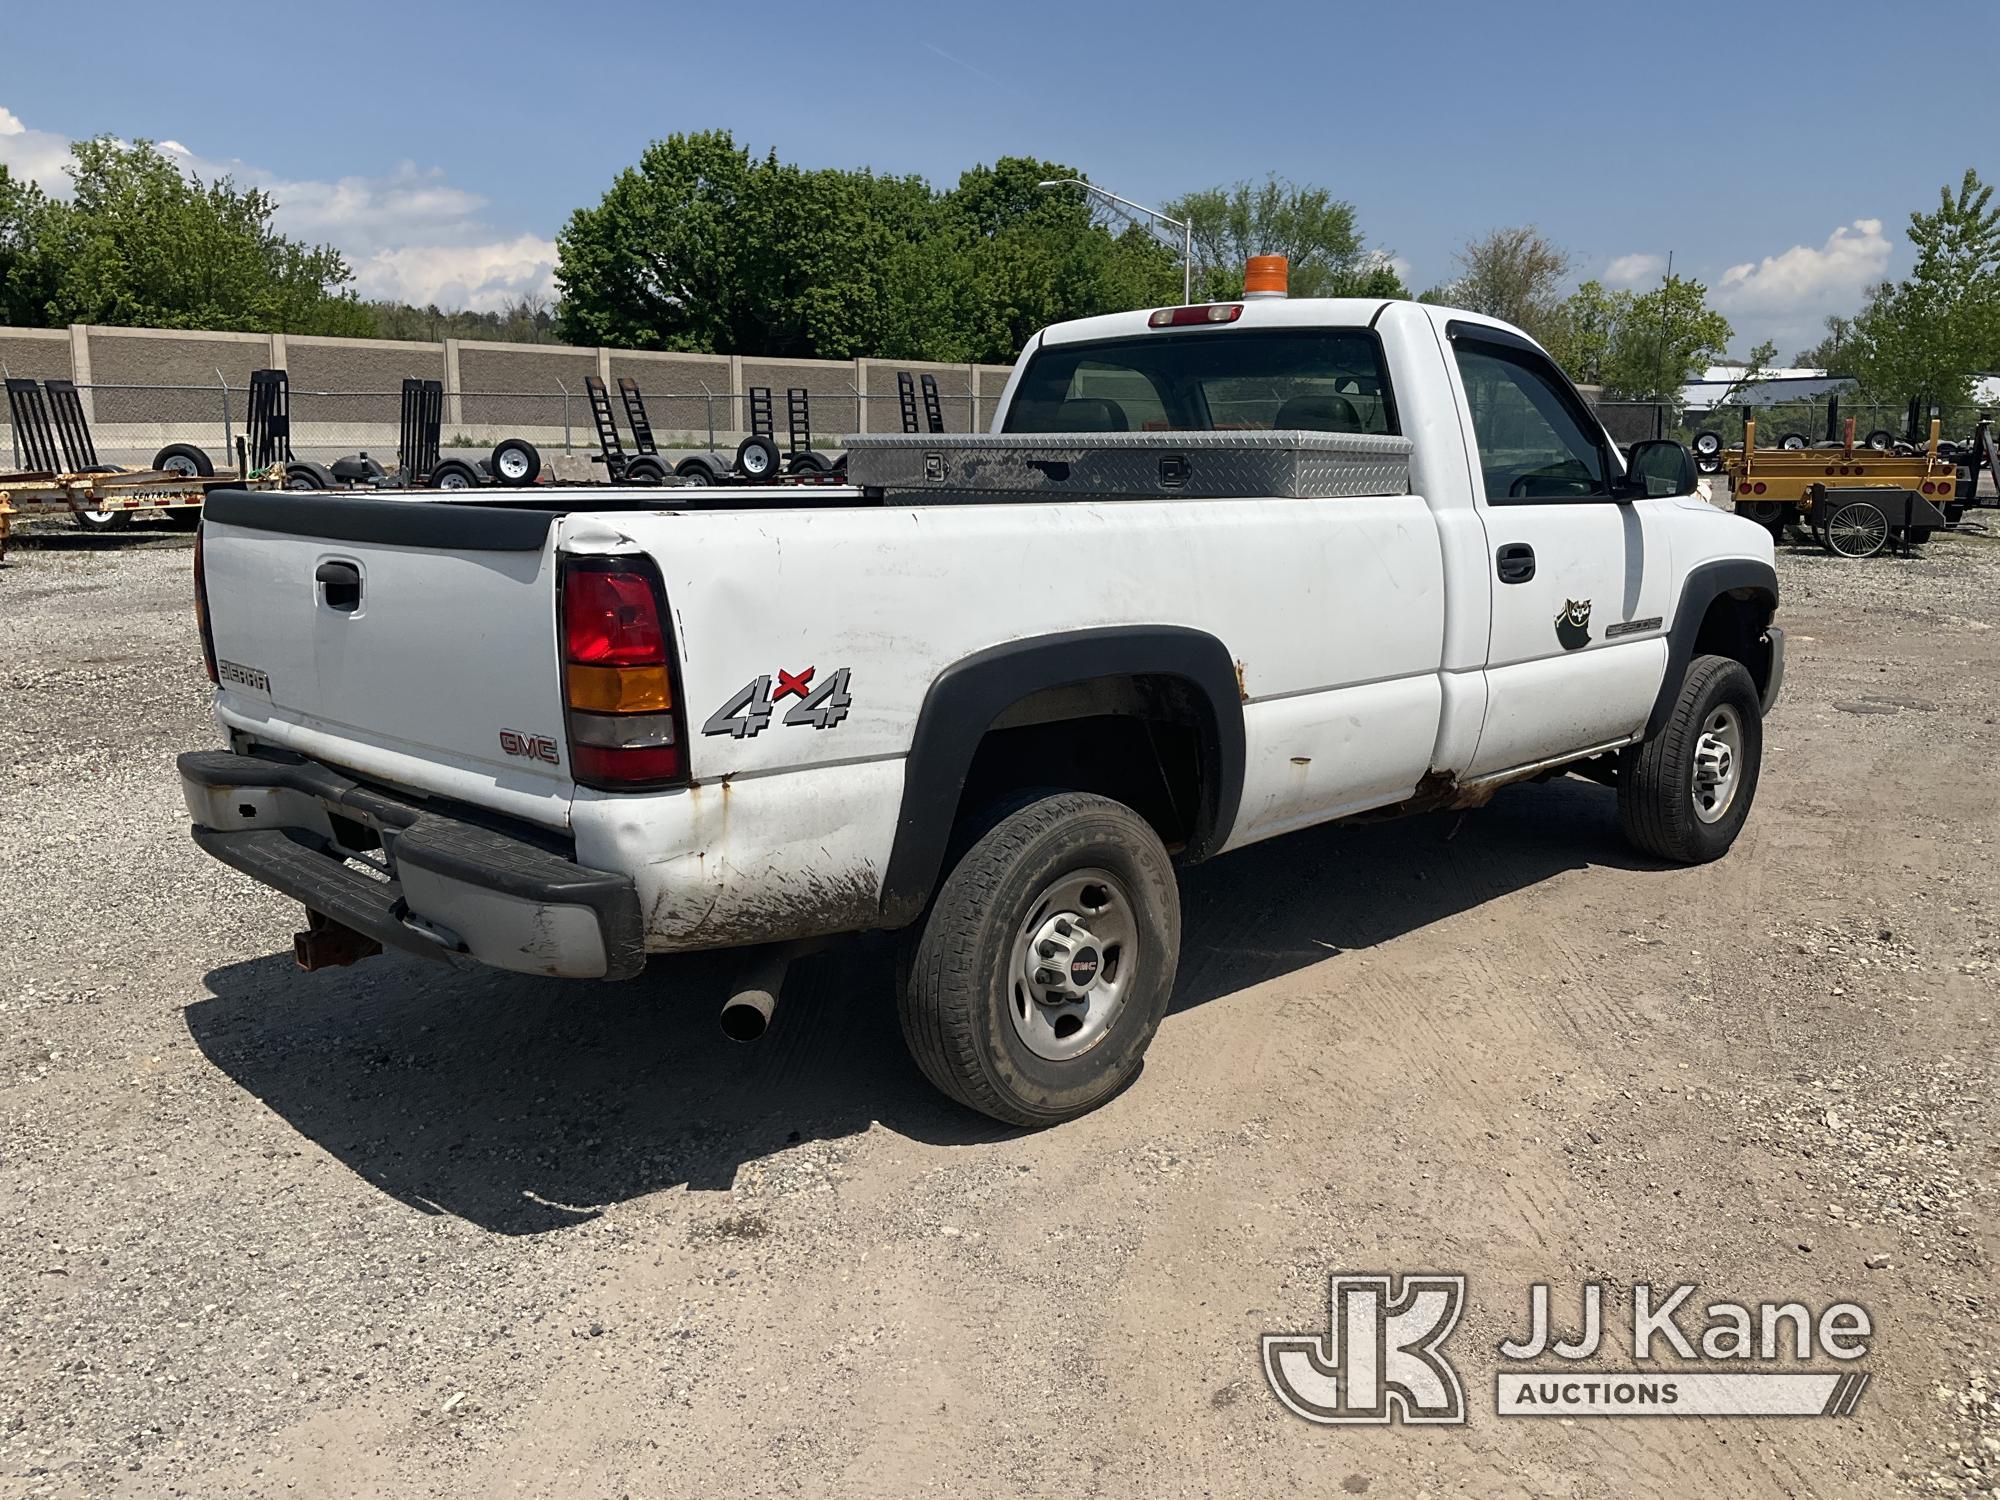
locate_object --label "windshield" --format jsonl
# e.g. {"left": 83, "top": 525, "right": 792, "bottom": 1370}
{"left": 1003, "top": 328, "right": 1398, "bottom": 436}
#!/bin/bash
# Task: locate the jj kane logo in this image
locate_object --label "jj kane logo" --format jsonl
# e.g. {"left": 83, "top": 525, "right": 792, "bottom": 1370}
{"left": 1264, "top": 1276, "right": 1873, "bottom": 1426}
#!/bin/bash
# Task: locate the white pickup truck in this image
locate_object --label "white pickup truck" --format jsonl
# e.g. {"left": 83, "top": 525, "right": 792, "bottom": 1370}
{"left": 181, "top": 287, "right": 1783, "bottom": 1126}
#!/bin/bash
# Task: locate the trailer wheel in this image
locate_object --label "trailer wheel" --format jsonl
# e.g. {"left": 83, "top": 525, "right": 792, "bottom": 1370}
{"left": 735, "top": 433, "right": 781, "bottom": 480}
{"left": 1864, "top": 429, "right": 1894, "bottom": 451}
{"left": 283, "top": 461, "right": 334, "bottom": 491}
{"left": 71, "top": 505, "right": 127, "bottom": 531}
{"left": 673, "top": 459, "right": 714, "bottom": 485}
{"left": 152, "top": 442, "right": 215, "bottom": 478}
{"left": 1821, "top": 499, "right": 1889, "bottom": 558}
{"left": 1778, "top": 432, "right": 1808, "bottom": 451}
{"left": 162, "top": 506, "right": 203, "bottom": 530}
{"left": 1906, "top": 527, "right": 1934, "bottom": 544}
{"left": 623, "top": 456, "right": 669, "bottom": 485}
{"left": 786, "top": 450, "right": 830, "bottom": 476}
{"left": 897, "top": 791, "right": 1180, "bottom": 1126}
{"left": 1691, "top": 429, "right": 1723, "bottom": 458}
{"left": 429, "top": 460, "right": 480, "bottom": 490}
{"left": 488, "top": 437, "right": 541, "bottom": 485}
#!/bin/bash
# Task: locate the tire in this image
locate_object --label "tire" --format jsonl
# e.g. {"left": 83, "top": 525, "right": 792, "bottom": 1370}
{"left": 1864, "top": 429, "right": 1894, "bottom": 451}
{"left": 283, "top": 461, "right": 334, "bottom": 491}
{"left": 1907, "top": 526, "right": 1934, "bottom": 544}
{"left": 1822, "top": 499, "right": 1889, "bottom": 558}
{"left": 1695, "top": 454, "right": 1722, "bottom": 475}
{"left": 786, "top": 450, "right": 830, "bottom": 476}
{"left": 1691, "top": 430, "right": 1723, "bottom": 458}
{"left": 735, "top": 433, "right": 781, "bottom": 481}
{"left": 71, "top": 505, "right": 125, "bottom": 531}
{"left": 151, "top": 442, "right": 214, "bottom": 478}
{"left": 430, "top": 460, "right": 480, "bottom": 491}
{"left": 897, "top": 791, "right": 1181, "bottom": 1126}
{"left": 1779, "top": 432, "right": 1808, "bottom": 450}
{"left": 1618, "top": 655, "right": 1762, "bottom": 865}
{"left": 673, "top": 458, "right": 716, "bottom": 485}
{"left": 162, "top": 506, "right": 203, "bottom": 530}
{"left": 488, "top": 437, "right": 541, "bottom": 485}
{"left": 623, "top": 455, "right": 669, "bottom": 485}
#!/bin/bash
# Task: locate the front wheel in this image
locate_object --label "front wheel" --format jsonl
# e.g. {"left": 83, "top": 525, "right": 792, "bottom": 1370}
{"left": 898, "top": 792, "right": 1181, "bottom": 1126}
{"left": 1618, "top": 655, "right": 1763, "bottom": 864}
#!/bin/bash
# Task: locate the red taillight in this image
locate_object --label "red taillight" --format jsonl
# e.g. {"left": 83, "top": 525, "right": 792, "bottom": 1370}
{"left": 563, "top": 568, "right": 665, "bottom": 665}
{"left": 193, "top": 527, "right": 217, "bottom": 683}
{"left": 560, "top": 557, "right": 686, "bottom": 789}
{"left": 1737, "top": 482, "right": 1753, "bottom": 495}
{"left": 1752, "top": 482, "right": 1767, "bottom": 495}
{"left": 1149, "top": 304, "right": 1243, "bottom": 327}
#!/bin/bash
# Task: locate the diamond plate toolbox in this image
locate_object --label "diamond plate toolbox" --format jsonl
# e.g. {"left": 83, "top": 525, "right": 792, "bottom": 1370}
{"left": 843, "top": 430, "right": 1413, "bottom": 501}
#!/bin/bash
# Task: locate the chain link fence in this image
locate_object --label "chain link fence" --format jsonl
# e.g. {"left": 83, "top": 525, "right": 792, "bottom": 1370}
{"left": 4, "top": 380, "right": 1006, "bottom": 472}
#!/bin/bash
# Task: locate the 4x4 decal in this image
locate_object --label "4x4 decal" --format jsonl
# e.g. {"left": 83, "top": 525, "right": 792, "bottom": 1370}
{"left": 703, "top": 666, "right": 853, "bottom": 738}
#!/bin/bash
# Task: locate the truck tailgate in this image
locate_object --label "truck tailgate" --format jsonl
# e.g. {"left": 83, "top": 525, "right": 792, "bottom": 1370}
{"left": 199, "top": 493, "right": 574, "bottom": 828}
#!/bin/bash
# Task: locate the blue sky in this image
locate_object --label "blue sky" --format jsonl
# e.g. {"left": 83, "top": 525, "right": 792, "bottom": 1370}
{"left": 3, "top": 0, "right": 1992, "bottom": 358}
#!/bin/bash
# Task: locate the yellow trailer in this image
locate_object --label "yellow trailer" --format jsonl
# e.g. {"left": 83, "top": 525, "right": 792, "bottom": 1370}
{"left": 0, "top": 468, "right": 275, "bottom": 562}
{"left": 1721, "top": 417, "right": 1958, "bottom": 556}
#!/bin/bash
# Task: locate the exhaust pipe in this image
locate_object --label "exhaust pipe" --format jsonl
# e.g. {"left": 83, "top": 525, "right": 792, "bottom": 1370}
{"left": 720, "top": 947, "right": 792, "bottom": 1042}
{"left": 293, "top": 908, "right": 383, "bottom": 971}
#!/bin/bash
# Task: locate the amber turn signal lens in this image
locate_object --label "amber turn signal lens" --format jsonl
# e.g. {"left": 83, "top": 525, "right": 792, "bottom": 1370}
{"left": 566, "top": 662, "right": 671, "bottom": 713}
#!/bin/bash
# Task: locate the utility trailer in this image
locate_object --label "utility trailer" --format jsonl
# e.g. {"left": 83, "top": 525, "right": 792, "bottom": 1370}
{"left": 1721, "top": 414, "right": 1962, "bottom": 557}
{"left": 271, "top": 373, "right": 544, "bottom": 491}
{"left": 582, "top": 375, "right": 852, "bottom": 488}
{"left": 0, "top": 377, "right": 269, "bottom": 553}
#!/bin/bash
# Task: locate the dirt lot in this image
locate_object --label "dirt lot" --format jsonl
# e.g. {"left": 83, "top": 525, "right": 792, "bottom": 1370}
{"left": 0, "top": 518, "right": 1994, "bottom": 1499}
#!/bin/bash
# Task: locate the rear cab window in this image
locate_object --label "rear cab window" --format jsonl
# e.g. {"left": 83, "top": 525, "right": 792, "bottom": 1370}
{"left": 1003, "top": 329, "right": 1398, "bottom": 436}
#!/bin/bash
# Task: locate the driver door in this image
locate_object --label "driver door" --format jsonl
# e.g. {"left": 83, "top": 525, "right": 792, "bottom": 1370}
{"left": 1446, "top": 323, "right": 1672, "bottom": 778}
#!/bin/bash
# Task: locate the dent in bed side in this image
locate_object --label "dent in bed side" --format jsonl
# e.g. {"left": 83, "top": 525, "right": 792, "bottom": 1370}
{"left": 877, "top": 626, "right": 1247, "bottom": 926}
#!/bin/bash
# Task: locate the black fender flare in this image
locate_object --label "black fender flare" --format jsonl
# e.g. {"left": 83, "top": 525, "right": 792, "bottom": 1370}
{"left": 879, "top": 625, "right": 1246, "bottom": 925}
{"left": 1646, "top": 558, "right": 1779, "bottom": 738}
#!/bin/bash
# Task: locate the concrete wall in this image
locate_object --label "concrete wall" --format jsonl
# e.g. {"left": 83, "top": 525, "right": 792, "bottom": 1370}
{"left": 3, "top": 321, "right": 1018, "bottom": 467}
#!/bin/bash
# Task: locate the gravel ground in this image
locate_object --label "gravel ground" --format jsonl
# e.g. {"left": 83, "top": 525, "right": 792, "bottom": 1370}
{"left": 0, "top": 514, "right": 1995, "bottom": 1499}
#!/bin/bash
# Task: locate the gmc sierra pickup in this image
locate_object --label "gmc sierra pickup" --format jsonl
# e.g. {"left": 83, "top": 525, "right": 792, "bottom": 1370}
{"left": 180, "top": 288, "right": 1783, "bottom": 1126}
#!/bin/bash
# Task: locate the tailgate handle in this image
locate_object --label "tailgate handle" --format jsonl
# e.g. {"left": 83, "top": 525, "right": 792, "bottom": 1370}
{"left": 315, "top": 559, "right": 362, "bottom": 613}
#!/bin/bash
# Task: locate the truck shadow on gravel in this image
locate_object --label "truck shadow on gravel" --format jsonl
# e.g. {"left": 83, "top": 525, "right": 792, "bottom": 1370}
{"left": 186, "top": 777, "right": 1648, "bottom": 1235}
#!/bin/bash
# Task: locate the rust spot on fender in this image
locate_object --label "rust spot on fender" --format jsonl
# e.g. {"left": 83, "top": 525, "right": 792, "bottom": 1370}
{"left": 1234, "top": 659, "right": 1249, "bottom": 701}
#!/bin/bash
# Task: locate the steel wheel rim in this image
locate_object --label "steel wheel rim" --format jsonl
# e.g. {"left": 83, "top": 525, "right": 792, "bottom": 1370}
{"left": 78, "top": 508, "right": 114, "bottom": 524}
{"left": 743, "top": 449, "right": 770, "bottom": 476}
{"left": 1009, "top": 867, "right": 1137, "bottom": 1061}
{"left": 1694, "top": 434, "right": 1720, "bottom": 456}
{"left": 438, "top": 471, "right": 471, "bottom": 490}
{"left": 497, "top": 449, "right": 529, "bottom": 480}
{"left": 1691, "top": 704, "right": 1744, "bottom": 824}
{"left": 161, "top": 455, "right": 198, "bottom": 478}
{"left": 1827, "top": 502, "right": 1886, "bottom": 557}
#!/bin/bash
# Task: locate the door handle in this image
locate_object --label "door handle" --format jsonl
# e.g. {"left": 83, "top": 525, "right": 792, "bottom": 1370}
{"left": 1495, "top": 543, "right": 1536, "bottom": 584}
{"left": 315, "top": 559, "right": 362, "bottom": 612}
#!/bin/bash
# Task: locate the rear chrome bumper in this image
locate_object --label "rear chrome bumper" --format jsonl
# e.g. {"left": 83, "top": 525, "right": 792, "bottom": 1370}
{"left": 178, "top": 749, "right": 644, "bottom": 980}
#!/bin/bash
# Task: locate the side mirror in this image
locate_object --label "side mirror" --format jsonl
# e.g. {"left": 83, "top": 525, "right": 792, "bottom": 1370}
{"left": 1623, "top": 439, "right": 1699, "bottom": 500}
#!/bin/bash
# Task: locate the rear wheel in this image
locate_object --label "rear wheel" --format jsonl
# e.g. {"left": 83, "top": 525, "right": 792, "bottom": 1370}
{"left": 1864, "top": 429, "right": 1894, "bottom": 451}
{"left": 283, "top": 461, "right": 334, "bottom": 491}
{"left": 71, "top": 505, "right": 126, "bottom": 531}
{"left": 623, "top": 455, "right": 669, "bottom": 485}
{"left": 1618, "top": 655, "right": 1763, "bottom": 864}
{"left": 1779, "top": 432, "right": 1808, "bottom": 451}
{"left": 430, "top": 460, "right": 480, "bottom": 490}
{"left": 898, "top": 791, "right": 1180, "bottom": 1126}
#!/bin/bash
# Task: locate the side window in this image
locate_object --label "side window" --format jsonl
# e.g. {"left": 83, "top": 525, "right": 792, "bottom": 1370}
{"left": 1454, "top": 341, "right": 1610, "bottom": 503}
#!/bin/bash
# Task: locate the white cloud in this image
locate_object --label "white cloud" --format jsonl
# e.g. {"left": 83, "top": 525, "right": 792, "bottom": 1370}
{"left": 1715, "top": 218, "right": 1891, "bottom": 313}
{"left": 1603, "top": 252, "right": 1666, "bottom": 289}
{"left": 0, "top": 104, "right": 555, "bottom": 312}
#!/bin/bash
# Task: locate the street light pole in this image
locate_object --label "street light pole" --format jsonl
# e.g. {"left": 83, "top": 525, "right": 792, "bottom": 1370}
{"left": 1037, "top": 178, "right": 1192, "bottom": 305}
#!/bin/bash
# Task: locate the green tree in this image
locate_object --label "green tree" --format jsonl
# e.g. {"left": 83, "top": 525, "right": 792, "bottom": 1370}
{"left": 1424, "top": 226, "right": 1570, "bottom": 342}
{"left": 1600, "top": 274, "right": 1732, "bottom": 399}
{"left": 556, "top": 136, "right": 1179, "bottom": 363}
{"left": 1165, "top": 176, "right": 1406, "bottom": 301}
{"left": 1845, "top": 169, "right": 2000, "bottom": 404}
{"left": 1793, "top": 314, "right": 1856, "bottom": 372}
{"left": 1541, "top": 279, "right": 1631, "bottom": 386}
{"left": 3, "top": 138, "right": 370, "bottom": 335}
